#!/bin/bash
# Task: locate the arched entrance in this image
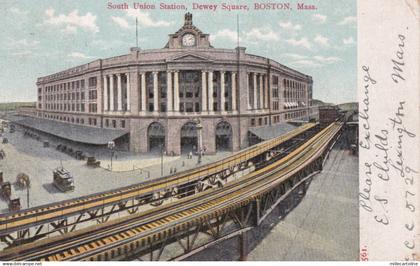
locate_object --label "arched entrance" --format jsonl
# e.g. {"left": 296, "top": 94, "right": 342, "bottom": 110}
{"left": 180, "top": 122, "right": 198, "bottom": 154}
{"left": 148, "top": 122, "right": 165, "bottom": 153}
{"left": 216, "top": 121, "right": 232, "bottom": 151}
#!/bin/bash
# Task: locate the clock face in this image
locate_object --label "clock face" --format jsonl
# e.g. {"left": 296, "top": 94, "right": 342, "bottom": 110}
{"left": 182, "top": 34, "right": 196, "bottom": 47}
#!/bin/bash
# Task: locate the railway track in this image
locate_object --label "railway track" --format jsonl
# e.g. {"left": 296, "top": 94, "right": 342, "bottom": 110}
{"left": 0, "top": 123, "right": 316, "bottom": 236}
{"left": 0, "top": 122, "right": 341, "bottom": 261}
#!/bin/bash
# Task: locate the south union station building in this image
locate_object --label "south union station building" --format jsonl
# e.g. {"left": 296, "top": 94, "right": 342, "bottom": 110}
{"left": 33, "top": 13, "right": 313, "bottom": 155}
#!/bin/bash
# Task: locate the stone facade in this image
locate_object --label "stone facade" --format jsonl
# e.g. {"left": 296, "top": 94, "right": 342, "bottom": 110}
{"left": 35, "top": 13, "right": 313, "bottom": 155}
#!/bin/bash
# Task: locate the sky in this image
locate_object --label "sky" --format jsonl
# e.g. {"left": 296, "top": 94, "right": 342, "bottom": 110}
{"left": 0, "top": 0, "right": 356, "bottom": 104}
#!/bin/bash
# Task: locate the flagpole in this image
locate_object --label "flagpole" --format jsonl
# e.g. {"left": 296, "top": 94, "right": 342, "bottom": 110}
{"left": 136, "top": 18, "right": 138, "bottom": 48}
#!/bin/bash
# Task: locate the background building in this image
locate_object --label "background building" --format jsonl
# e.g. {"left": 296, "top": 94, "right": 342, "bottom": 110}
{"left": 34, "top": 13, "right": 313, "bottom": 155}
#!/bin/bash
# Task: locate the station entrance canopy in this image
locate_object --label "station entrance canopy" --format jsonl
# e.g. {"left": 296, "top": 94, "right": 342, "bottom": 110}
{"left": 13, "top": 117, "right": 129, "bottom": 145}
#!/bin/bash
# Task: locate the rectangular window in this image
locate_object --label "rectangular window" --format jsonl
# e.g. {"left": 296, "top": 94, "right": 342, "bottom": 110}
{"left": 105, "top": 119, "right": 109, "bottom": 127}
{"left": 112, "top": 120, "right": 116, "bottom": 128}
{"left": 121, "top": 120, "right": 125, "bottom": 128}
{"left": 88, "top": 77, "right": 97, "bottom": 87}
{"left": 186, "top": 103, "right": 193, "bottom": 112}
{"left": 160, "top": 103, "right": 166, "bottom": 112}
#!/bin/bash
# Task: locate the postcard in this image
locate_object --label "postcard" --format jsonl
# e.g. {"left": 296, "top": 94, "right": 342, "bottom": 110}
{"left": 0, "top": 0, "right": 418, "bottom": 263}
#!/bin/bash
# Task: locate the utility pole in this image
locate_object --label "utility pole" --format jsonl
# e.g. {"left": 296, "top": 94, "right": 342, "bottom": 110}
{"left": 160, "top": 143, "right": 164, "bottom": 176}
{"left": 26, "top": 184, "right": 29, "bottom": 209}
{"left": 108, "top": 141, "right": 115, "bottom": 171}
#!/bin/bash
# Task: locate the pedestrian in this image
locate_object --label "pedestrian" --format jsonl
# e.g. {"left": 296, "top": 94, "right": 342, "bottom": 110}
{"left": 189, "top": 151, "right": 192, "bottom": 159}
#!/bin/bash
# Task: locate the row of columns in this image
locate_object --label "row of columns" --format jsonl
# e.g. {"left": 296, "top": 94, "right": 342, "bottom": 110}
{"left": 137, "top": 71, "right": 180, "bottom": 112}
{"left": 103, "top": 73, "right": 130, "bottom": 112}
{"left": 137, "top": 70, "right": 237, "bottom": 113}
{"left": 249, "top": 72, "right": 269, "bottom": 110}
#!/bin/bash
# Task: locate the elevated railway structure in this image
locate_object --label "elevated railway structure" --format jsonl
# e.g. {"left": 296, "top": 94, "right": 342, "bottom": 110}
{"left": 0, "top": 123, "right": 318, "bottom": 247}
{"left": 0, "top": 121, "right": 342, "bottom": 261}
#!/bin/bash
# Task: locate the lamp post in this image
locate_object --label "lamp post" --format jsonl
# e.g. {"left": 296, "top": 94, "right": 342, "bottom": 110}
{"left": 196, "top": 121, "right": 203, "bottom": 164}
{"left": 107, "top": 141, "right": 115, "bottom": 171}
{"left": 26, "top": 183, "right": 29, "bottom": 209}
{"left": 160, "top": 143, "right": 164, "bottom": 176}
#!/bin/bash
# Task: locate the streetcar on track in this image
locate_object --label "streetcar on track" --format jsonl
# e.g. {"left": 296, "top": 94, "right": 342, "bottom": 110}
{"left": 53, "top": 167, "right": 75, "bottom": 192}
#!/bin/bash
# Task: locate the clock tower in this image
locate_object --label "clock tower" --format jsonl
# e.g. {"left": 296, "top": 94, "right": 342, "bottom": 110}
{"left": 165, "top": 13, "right": 213, "bottom": 49}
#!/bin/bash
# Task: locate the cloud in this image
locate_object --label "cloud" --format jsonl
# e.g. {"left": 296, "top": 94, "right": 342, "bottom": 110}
{"left": 313, "top": 55, "right": 342, "bottom": 64}
{"left": 90, "top": 39, "right": 142, "bottom": 51}
{"left": 4, "top": 38, "right": 39, "bottom": 50}
{"left": 278, "top": 21, "right": 301, "bottom": 31}
{"left": 44, "top": 8, "right": 99, "bottom": 33}
{"left": 291, "top": 60, "right": 322, "bottom": 68}
{"left": 286, "top": 37, "right": 312, "bottom": 49}
{"left": 312, "top": 14, "right": 327, "bottom": 24}
{"left": 68, "top": 52, "right": 93, "bottom": 60}
{"left": 244, "top": 27, "right": 280, "bottom": 42}
{"left": 63, "top": 25, "right": 77, "bottom": 34}
{"left": 111, "top": 16, "right": 130, "bottom": 29}
{"left": 1, "top": 38, "right": 40, "bottom": 58}
{"left": 313, "top": 34, "right": 330, "bottom": 47}
{"left": 11, "top": 50, "right": 33, "bottom": 57}
{"left": 343, "top": 36, "right": 355, "bottom": 45}
{"left": 281, "top": 53, "right": 308, "bottom": 60}
{"left": 126, "top": 9, "right": 172, "bottom": 27}
{"left": 10, "top": 7, "right": 28, "bottom": 16}
{"left": 338, "top": 16, "right": 356, "bottom": 26}
{"left": 210, "top": 29, "right": 239, "bottom": 43}
{"left": 283, "top": 54, "right": 341, "bottom": 68}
